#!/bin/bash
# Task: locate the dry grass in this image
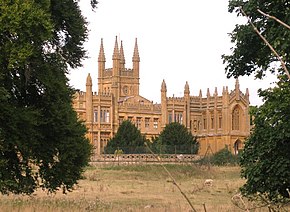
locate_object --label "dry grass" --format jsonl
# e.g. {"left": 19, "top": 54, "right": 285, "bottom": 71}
{"left": 0, "top": 164, "right": 271, "bottom": 211}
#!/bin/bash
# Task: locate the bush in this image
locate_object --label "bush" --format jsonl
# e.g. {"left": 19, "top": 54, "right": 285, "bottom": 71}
{"left": 199, "top": 146, "right": 239, "bottom": 166}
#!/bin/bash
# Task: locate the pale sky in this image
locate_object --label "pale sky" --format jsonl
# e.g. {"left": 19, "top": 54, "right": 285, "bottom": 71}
{"left": 69, "top": 0, "right": 277, "bottom": 106}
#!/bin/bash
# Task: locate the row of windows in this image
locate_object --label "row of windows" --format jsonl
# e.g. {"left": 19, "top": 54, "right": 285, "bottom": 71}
{"left": 120, "top": 117, "right": 159, "bottom": 129}
{"left": 91, "top": 107, "right": 240, "bottom": 130}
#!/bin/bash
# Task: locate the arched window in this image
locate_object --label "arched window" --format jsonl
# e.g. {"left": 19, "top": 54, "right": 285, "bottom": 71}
{"left": 232, "top": 106, "right": 240, "bottom": 130}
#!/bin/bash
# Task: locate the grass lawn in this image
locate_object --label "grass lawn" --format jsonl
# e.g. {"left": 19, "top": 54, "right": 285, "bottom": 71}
{"left": 0, "top": 163, "right": 269, "bottom": 211}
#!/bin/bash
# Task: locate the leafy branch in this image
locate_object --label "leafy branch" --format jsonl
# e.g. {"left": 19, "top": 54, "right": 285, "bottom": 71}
{"left": 240, "top": 7, "right": 290, "bottom": 80}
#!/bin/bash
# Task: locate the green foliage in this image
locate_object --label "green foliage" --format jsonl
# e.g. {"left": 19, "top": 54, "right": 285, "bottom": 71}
{"left": 0, "top": 0, "right": 96, "bottom": 194}
{"left": 222, "top": 0, "right": 290, "bottom": 79}
{"left": 240, "top": 75, "right": 290, "bottom": 202}
{"left": 207, "top": 146, "right": 239, "bottom": 166}
{"left": 105, "top": 120, "right": 146, "bottom": 154}
{"left": 224, "top": 0, "right": 290, "bottom": 204}
{"left": 197, "top": 146, "right": 239, "bottom": 166}
{"left": 151, "top": 122, "right": 199, "bottom": 154}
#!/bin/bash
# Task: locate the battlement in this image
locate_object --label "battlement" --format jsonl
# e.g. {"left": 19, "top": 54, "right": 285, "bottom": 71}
{"left": 76, "top": 90, "right": 112, "bottom": 98}
{"left": 167, "top": 96, "right": 185, "bottom": 102}
{"left": 118, "top": 101, "right": 161, "bottom": 113}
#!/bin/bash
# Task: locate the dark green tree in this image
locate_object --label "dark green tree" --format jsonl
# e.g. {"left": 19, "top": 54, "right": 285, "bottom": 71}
{"left": 105, "top": 120, "right": 146, "bottom": 154}
{"left": 224, "top": 0, "right": 290, "bottom": 204}
{"left": 156, "top": 122, "right": 199, "bottom": 154}
{"left": 240, "top": 76, "right": 290, "bottom": 202}
{"left": 0, "top": 0, "right": 97, "bottom": 194}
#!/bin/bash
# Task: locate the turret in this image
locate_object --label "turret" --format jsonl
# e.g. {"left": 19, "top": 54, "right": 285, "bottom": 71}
{"left": 235, "top": 78, "right": 240, "bottom": 100}
{"left": 161, "top": 80, "right": 167, "bottom": 128}
{"left": 245, "top": 88, "right": 249, "bottom": 102}
{"left": 161, "top": 79, "right": 167, "bottom": 93}
{"left": 199, "top": 89, "right": 202, "bottom": 98}
{"left": 98, "top": 38, "right": 106, "bottom": 79}
{"left": 184, "top": 81, "right": 190, "bottom": 129}
{"left": 184, "top": 81, "right": 190, "bottom": 96}
{"left": 207, "top": 88, "right": 210, "bottom": 98}
{"left": 132, "top": 38, "right": 140, "bottom": 78}
{"left": 86, "top": 73, "right": 93, "bottom": 123}
{"left": 214, "top": 87, "right": 218, "bottom": 96}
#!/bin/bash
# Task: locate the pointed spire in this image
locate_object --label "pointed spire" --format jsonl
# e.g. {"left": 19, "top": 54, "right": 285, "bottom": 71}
{"left": 98, "top": 38, "right": 106, "bottom": 62}
{"left": 86, "top": 73, "right": 92, "bottom": 86}
{"left": 235, "top": 78, "right": 240, "bottom": 91}
{"left": 184, "top": 81, "right": 190, "bottom": 94}
{"left": 120, "top": 41, "right": 126, "bottom": 70}
{"left": 207, "top": 88, "right": 210, "bottom": 97}
{"left": 235, "top": 78, "right": 240, "bottom": 100}
{"left": 222, "top": 86, "right": 225, "bottom": 94}
{"left": 246, "top": 88, "right": 249, "bottom": 96}
{"left": 120, "top": 41, "right": 125, "bottom": 64}
{"left": 161, "top": 79, "right": 167, "bottom": 92}
{"left": 112, "top": 36, "right": 119, "bottom": 60}
{"left": 214, "top": 87, "right": 218, "bottom": 96}
{"left": 132, "top": 38, "right": 140, "bottom": 62}
{"left": 199, "top": 89, "right": 202, "bottom": 97}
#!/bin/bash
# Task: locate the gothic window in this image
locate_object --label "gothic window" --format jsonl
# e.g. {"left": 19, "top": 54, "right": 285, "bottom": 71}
{"left": 136, "top": 117, "right": 141, "bottom": 129}
{"left": 105, "top": 110, "right": 110, "bottom": 123}
{"left": 203, "top": 118, "right": 207, "bottom": 130}
{"left": 174, "top": 112, "right": 183, "bottom": 124}
{"left": 101, "top": 108, "right": 110, "bottom": 123}
{"left": 211, "top": 114, "right": 214, "bottom": 129}
{"left": 94, "top": 110, "right": 98, "bottom": 122}
{"left": 232, "top": 106, "right": 240, "bottom": 130}
{"left": 218, "top": 114, "right": 222, "bottom": 129}
{"left": 145, "top": 118, "right": 150, "bottom": 128}
{"left": 168, "top": 113, "right": 172, "bottom": 123}
{"left": 119, "top": 116, "right": 124, "bottom": 125}
{"left": 153, "top": 118, "right": 158, "bottom": 129}
{"left": 193, "top": 120, "right": 197, "bottom": 132}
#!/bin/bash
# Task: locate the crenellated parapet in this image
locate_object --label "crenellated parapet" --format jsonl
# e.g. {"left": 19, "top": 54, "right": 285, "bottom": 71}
{"left": 167, "top": 96, "right": 185, "bottom": 102}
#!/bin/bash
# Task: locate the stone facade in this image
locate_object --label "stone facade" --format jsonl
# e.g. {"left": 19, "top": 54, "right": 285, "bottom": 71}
{"left": 73, "top": 37, "right": 250, "bottom": 155}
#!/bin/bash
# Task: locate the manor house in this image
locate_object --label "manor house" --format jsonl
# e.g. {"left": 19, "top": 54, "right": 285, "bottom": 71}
{"left": 73, "top": 37, "right": 250, "bottom": 155}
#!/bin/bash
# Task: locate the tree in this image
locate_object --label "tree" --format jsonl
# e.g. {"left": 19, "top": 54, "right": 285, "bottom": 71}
{"left": 105, "top": 120, "right": 146, "bottom": 154}
{"left": 156, "top": 122, "right": 199, "bottom": 154}
{"left": 223, "top": 0, "right": 290, "bottom": 204}
{"left": 240, "top": 75, "right": 290, "bottom": 202}
{"left": 222, "top": 0, "right": 290, "bottom": 79}
{"left": 0, "top": 0, "right": 97, "bottom": 194}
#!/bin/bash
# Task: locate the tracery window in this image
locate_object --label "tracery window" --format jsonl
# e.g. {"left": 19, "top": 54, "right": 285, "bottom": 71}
{"left": 232, "top": 106, "right": 240, "bottom": 130}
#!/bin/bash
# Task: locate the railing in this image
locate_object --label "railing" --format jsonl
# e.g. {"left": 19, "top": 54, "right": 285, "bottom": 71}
{"left": 91, "top": 154, "right": 200, "bottom": 163}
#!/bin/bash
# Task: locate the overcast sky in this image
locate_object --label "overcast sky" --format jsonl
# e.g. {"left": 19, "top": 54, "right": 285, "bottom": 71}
{"left": 69, "top": 0, "right": 277, "bottom": 106}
